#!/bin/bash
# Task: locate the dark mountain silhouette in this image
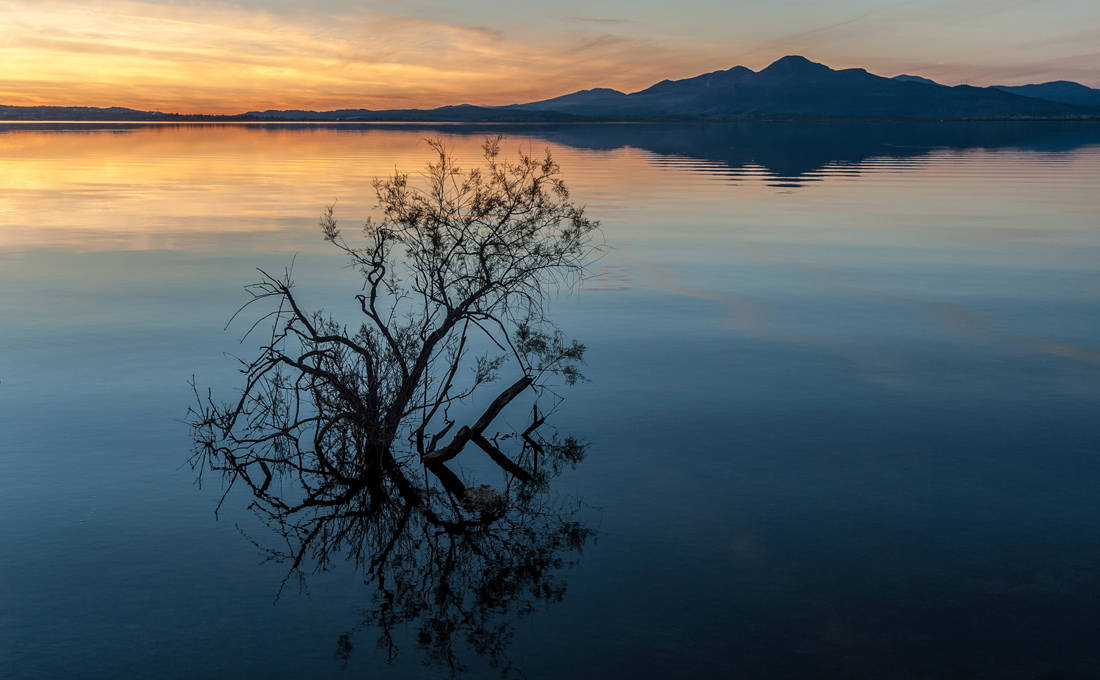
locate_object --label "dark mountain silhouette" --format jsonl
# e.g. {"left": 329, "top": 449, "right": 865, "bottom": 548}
{"left": 509, "top": 56, "right": 1093, "bottom": 120}
{"left": 3, "top": 56, "right": 1098, "bottom": 122}
{"left": 514, "top": 87, "right": 629, "bottom": 115}
{"left": 993, "top": 81, "right": 1100, "bottom": 110}
{"left": 0, "top": 105, "right": 192, "bottom": 121}
{"left": 241, "top": 104, "right": 576, "bottom": 122}
{"left": 893, "top": 75, "right": 942, "bottom": 86}
{"left": 888, "top": 75, "right": 1100, "bottom": 110}
{"left": 0, "top": 103, "right": 573, "bottom": 123}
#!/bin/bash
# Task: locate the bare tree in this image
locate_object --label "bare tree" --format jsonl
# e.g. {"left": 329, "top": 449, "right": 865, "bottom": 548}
{"left": 192, "top": 135, "right": 597, "bottom": 513}
{"left": 189, "top": 138, "right": 599, "bottom": 672}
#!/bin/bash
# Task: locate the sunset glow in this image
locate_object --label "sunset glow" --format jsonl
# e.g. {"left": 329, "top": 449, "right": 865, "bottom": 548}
{"left": 2, "top": 0, "right": 1099, "bottom": 113}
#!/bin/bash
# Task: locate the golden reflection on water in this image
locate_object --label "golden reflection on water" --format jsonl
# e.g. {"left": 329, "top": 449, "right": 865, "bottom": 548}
{"left": 2, "top": 122, "right": 1100, "bottom": 380}
{"left": 0, "top": 125, "right": 458, "bottom": 251}
{"left": 0, "top": 125, "right": 653, "bottom": 252}
{"left": 3, "top": 123, "right": 1100, "bottom": 254}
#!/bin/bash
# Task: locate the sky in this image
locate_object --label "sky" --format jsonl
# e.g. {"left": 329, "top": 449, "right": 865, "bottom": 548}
{"left": 1, "top": 0, "right": 1098, "bottom": 113}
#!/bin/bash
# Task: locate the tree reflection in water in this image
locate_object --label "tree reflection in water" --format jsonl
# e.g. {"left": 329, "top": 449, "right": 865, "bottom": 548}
{"left": 334, "top": 434, "right": 590, "bottom": 675}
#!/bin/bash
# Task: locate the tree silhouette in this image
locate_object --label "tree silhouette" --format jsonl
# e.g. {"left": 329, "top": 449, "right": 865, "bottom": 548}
{"left": 190, "top": 137, "right": 599, "bottom": 675}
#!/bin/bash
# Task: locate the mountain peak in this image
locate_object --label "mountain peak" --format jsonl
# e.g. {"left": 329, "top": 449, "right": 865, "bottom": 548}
{"left": 893, "top": 74, "right": 941, "bottom": 86}
{"left": 761, "top": 55, "right": 830, "bottom": 74}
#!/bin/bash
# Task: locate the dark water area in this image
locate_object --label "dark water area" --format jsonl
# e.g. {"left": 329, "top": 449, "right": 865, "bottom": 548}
{"left": 2, "top": 122, "right": 1100, "bottom": 678}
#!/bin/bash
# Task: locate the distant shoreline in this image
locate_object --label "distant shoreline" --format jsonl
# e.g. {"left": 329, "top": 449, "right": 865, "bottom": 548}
{"left": 6, "top": 56, "right": 1100, "bottom": 124}
{"left": 3, "top": 117, "right": 1100, "bottom": 125}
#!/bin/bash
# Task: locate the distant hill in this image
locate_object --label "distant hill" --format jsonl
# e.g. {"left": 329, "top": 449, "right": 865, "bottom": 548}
{"left": 887, "top": 75, "right": 1100, "bottom": 111}
{"left": 892, "top": 75, "right": 942, "bottom": 86}
{"left": 3, "top": 56, "right": 1098, "bottom": 122}
{"left": 512, "top": 88, "right": 630, "bottom": 116}
{"left": 992, "top": 81, "right": 1100, "bottom": 110}
{"left": 0, "top": 104, "right": 576, "bottom": 123}
{"left": 0, "top": 105, "right": 191, "bottom": 121}
{"left": 240, "top": 105, "right": 577, "bottom": 122}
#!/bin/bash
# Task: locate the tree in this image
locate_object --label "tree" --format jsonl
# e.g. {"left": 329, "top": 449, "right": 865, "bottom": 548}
{"left": 189, "top": 137, "right": 600, "bottom": 673}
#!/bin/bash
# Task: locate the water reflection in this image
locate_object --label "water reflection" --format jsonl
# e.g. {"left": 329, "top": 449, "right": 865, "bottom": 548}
{"left": 522, "top": 121, "right": 1100, "bottom": 180}
{"left": 3, "top": 122, "right": 1099, "bottom": 250}
{"left": 4, "top": 121, "right": 1099, "bottom": 250}
{"left": 256, "top": 429, "right": 590, "bottom": 676}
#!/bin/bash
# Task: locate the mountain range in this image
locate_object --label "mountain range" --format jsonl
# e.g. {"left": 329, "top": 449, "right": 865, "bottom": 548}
{"left": 887, "top": 73, "right": 1100, "bottom": 110}
{"left": 3, "top": 56, "right": 1099, "bottom": 122}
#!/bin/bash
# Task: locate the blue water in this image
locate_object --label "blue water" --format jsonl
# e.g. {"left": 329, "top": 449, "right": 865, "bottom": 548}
{"left": 2, "top": 122, "right": 1100, "bottom": 678}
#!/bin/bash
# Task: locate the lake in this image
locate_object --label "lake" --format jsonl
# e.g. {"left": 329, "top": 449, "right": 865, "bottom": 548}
{"left": 3, "top": 121, "right": 1100, "bottom": 678}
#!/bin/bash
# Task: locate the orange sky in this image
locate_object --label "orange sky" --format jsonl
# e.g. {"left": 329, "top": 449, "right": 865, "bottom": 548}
{"left": 2, "top": 0, "right": 1098, "bottom": 113}
{"left": 1, "top": 0, "right": 713, "bottom": 112}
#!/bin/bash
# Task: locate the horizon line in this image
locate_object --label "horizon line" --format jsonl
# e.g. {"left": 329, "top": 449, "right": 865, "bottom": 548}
{"left": 4, "top": 54, "right": 1098, "bottom": 117}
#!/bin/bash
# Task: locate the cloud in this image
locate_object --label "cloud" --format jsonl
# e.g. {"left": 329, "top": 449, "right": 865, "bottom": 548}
{"left": 3, "top": 0, "right": 1097, "bottom": 110}
{"left": 0, "top": 0, "right": 720, "bottom": 111}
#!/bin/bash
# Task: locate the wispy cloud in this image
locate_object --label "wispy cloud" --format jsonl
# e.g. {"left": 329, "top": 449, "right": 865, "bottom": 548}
{"left": 0, "top": 0, "right": 717, "bottom": 111}
{"left": 1, "top": 0, "right": 1097, "bottom": 110}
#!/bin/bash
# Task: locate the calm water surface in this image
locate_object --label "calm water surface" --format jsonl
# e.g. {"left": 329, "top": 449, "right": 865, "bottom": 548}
{"left": 3, "top": 122, "right": 1100, "bottom": 678}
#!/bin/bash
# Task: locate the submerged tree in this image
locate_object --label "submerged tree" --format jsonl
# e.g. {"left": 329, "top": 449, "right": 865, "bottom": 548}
{"left": 190, "top": 137, "right": 599, "bottom": 674}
